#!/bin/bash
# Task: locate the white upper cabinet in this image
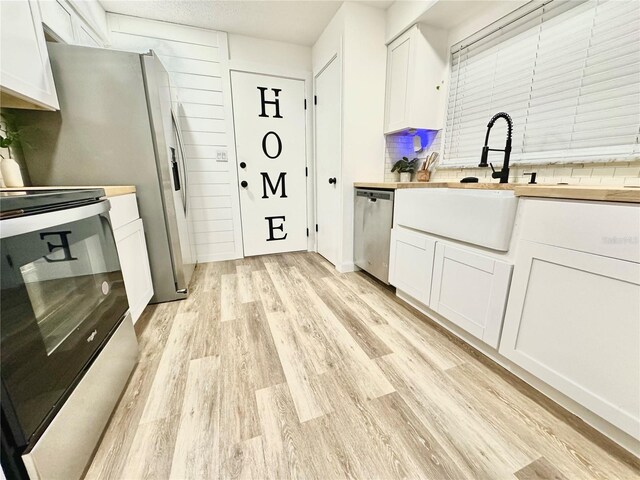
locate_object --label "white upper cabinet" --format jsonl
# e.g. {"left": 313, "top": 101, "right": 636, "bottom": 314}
{"left": 39, "top": 0, "right": 75, "bottom": 44}
{"left": 383, "top": 24, "right": 448, "bottom": 134}
{"left": 40, "top": 0, "right": 105, "bottom": 47}
{"left": 0, "top": 0, "right": 59, "bottom": 110}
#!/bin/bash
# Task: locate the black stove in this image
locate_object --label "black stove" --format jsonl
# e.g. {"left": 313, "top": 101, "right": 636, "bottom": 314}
{"left": 0, "top": 188, "right": 105, "bottom": 219}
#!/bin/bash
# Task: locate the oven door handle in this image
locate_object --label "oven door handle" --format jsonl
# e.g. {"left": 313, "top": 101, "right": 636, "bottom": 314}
{"left": 0, "top": 200, "right": 110, "bottom": 239}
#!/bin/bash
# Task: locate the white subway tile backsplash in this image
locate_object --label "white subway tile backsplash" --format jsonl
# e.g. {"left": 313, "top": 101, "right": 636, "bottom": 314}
{"left": 614, "top": 166, "right": 640, "bottom": 177}
{"left": 553, "top": 168, "right": 573, "bottom": 177}
{"left": 385, "top": 132, "right": 640, "bottom": 187}
{"left": 572, "top": 168, "right": 592, "bottom": 177}
{"left": 591, "top": 167, "right": 615, "bottom": 177}
{"left": 624, "top": 177, "right": 640, "bottom": 187}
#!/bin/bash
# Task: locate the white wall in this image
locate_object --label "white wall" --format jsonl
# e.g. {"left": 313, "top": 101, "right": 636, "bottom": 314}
{"left": 446, "top": 0, "right": 529, "bottom": 46}
{"left": 312, "top": 2, "right": 387, "bottom": 272}
{"left": 385, "top": 0, "right": 436, "bottom": 43}
{"left": 107, "top": 14, "right": 313, "bottom": 263}
{"left": 108, "top": 13, "right": 240, "bottom": 263}
{"left": 228, "top": 33, "right": 311, "bottom": 71}
{"left": 340, "top": 3, "right": 387, "bottom": 270}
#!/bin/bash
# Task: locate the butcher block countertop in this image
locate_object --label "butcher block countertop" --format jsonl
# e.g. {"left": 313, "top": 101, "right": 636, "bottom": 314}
{"left": 0, "top": 185, "right": 136, "bottom": 197}
{"left": 353, "top": 182, "right": 640, "bottom": 203}
{"left": 513, "top": 185, "right": 640, "bottom": 203}
{"left": 354, "top": 182, "right": 516, "bottom": 190}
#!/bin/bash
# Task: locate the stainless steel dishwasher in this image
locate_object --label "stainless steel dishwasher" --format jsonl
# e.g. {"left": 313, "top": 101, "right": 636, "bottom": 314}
{"left": 354, "top": 188, "right": 394, "bottom": 284}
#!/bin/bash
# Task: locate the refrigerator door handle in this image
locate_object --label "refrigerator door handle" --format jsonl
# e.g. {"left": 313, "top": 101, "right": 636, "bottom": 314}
{"left": 170, "top": 147, "right": 181, "bottom": 191}
{"left": 172, "top": 111, "right": 188, "bottom": 214}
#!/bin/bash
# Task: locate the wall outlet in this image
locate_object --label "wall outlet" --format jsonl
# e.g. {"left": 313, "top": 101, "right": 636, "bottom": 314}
{"left": 216, "top": 150, "right": 228, "bottom": 162}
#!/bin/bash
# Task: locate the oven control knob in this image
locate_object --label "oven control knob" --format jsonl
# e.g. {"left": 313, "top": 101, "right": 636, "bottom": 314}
{"left": 101, "top": 281, "right": 110, "bottom": 295}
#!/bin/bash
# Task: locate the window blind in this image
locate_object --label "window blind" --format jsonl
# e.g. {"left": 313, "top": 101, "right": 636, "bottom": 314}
{"left": 443, "top": 0, "right": 640, "bottom": 167}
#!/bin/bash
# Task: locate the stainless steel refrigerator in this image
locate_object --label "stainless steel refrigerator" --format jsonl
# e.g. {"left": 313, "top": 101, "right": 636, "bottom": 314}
{"left": 15, "top": 43, "right": 195, "bottom": 303}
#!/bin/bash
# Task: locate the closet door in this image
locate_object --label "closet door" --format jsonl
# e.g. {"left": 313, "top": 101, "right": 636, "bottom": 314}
{"left": 315, "top": 55, "right": 342, "bottom": 266}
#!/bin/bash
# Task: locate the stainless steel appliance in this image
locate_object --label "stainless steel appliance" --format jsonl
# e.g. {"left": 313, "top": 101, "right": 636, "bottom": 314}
{"left": 354, "top": 188, "right": 394, "bottom": 284}
{"left": 14, "top": 43, "right": 195, "bottom": 303}
{"left": 0, "top": 188, "right": 138, "bottom": 480}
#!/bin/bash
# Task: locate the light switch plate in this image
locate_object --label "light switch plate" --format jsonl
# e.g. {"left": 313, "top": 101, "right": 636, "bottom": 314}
{"left": 216, "top": 150, "right": 228, "bottom": 162}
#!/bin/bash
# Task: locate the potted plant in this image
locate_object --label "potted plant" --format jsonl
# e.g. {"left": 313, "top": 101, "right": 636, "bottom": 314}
{"left": 0, "top": 128, "right": 24, "bottom": 187}
{"left": 391, "top": 157, "right": 418, "bottom": 183}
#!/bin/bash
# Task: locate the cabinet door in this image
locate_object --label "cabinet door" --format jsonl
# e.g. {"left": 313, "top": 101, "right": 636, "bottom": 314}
{"left": 384, "top": 25, "right": 447, "bottom": 133}
{"left": 114, "top": 218, "right": 154, "bottom": 324}
{"left": 384, "top": 28, "right": 413, "bottom": 133}
{"left": 0, "top": 0, "right": 59, "bottom": 110}
{"left": 74, "top": 23, "right": 100, "bottom": 47}
{"left": 500, "top": 241, "right": 640, "bottom": 438}
{"left": 389, "top": 227, "right": 436, "bottom": 306}
{"left": 40, "top": 0, "right": 75, "bottom": 44}
{"left": 431, "top": 243, "right": 512, "bottom": 347}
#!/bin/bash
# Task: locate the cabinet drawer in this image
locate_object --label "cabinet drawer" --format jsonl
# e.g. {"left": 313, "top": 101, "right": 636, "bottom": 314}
{"left": 520, "top": 198, "right": 640, "bottom": 263}
{"left": 431, "top": 243, "right": 512, "bottom": 348}
{"left": 109, "top": 193, "right": 140, "bottom": 230}
{"left": 389, "top": 227, "right": 436, "bottom": 306}
{"left": 500, "top": 240, "right": 640, "bottom": 438}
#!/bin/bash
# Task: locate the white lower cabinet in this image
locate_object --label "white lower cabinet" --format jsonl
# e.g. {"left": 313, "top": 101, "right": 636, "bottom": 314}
{"left": 499, "top": 240, "right": 640, "bottom": 438}
{"left": 430, "top": 243, "right": 512, "bottom": 348}
{"left": 389, "top": 227, "right": 436, "bottom": 306}
{"left": 110, "top": 194, "right": 153, "bottom": 324}
{"left": 113, "top": 218, "right": 153, "bottom": 324}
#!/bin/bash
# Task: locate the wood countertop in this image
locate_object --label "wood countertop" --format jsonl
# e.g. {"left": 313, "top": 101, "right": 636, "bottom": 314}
{"left": 514, "top": 185, "right": 640, "bottom": 203}
{"left": 0, "top": 185, "right": 136, "bottom": 197}
{"left": 354, "top": 182, "right": 640, "bottom": 203}
{"left": 354, "top": 182, "right": 516, "bottom": 190}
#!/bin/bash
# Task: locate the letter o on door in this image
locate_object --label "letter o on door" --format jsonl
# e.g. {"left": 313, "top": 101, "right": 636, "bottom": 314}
{"left": 261, "top": 131, "right": 282, "bottom": 159}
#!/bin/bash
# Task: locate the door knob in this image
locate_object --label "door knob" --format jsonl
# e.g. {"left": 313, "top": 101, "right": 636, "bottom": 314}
{"left": 328, "top": 177, "right": 337, "bottom": 184}
{"left": 240, "top": 162, "right": 247, "bottom": 169}
{"left": 241, "top": 180, "right": 248, "bottom": 188}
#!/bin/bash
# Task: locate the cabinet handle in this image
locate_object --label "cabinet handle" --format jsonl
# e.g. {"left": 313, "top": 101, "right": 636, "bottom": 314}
{"left": 328, "top": 177, "right": 337, "bottom": 185}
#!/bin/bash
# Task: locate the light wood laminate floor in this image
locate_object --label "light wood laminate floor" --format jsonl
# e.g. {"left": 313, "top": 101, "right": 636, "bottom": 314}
{"left": 85, "top": 252, "right": 639, "bottom": 480}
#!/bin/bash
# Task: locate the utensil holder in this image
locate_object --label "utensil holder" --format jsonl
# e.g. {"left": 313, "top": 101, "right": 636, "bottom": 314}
{"left": 416, "top": 170, "right": 431, "bottom": 182}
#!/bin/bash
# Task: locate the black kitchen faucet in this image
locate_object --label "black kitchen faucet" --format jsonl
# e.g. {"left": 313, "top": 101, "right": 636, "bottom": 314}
{"left": 479, "top": 112, "right": 513, "bottom": 184}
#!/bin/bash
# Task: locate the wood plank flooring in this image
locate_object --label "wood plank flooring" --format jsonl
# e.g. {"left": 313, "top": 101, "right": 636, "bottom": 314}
{"left": 85, "top": 252, "right": 639, "bottom": 480}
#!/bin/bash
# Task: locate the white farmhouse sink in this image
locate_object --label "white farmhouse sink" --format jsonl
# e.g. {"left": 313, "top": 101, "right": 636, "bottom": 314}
{"left": 394, "top": 188, "right": 518, "bottom": 251}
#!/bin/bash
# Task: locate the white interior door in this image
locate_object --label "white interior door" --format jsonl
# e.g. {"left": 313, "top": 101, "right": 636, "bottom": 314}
{"left": 231, "top": 71, "right": 307, "bottom": 256}
{"left": 315, "top": 56, "right": 341, "bottom": 266}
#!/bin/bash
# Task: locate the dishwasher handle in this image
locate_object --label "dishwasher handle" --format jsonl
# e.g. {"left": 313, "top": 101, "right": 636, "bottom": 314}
{"left": 355, "top": 190, "right": 393, "bottom": 201}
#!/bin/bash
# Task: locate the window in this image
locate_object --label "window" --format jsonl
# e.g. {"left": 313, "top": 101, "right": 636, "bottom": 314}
{"left": 442, "top": 0, "right": 640, "bottom": 167}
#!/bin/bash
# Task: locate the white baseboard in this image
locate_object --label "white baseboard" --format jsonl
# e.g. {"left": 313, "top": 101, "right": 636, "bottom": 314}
{"left": 396, "top": 289, "right": 640, "bottom": 457}
{"left": 337, "top": 261, "right": 356, "bottom": 273}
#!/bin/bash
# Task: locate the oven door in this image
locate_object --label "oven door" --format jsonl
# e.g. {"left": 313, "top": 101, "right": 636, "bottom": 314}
{"left": 0, "top": 200, "right": 129, "bottom": 447}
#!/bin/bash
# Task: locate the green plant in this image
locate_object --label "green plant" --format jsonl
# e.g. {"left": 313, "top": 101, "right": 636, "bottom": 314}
{"left": 391, "top": 157, "right": 419, "bottom": 173}
{"left": 0, "top": 131, "right": 19, "bottom": 149}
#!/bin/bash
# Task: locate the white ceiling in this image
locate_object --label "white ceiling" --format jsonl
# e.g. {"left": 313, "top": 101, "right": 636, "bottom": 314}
{"left": 100, "top": 0, "right": 394, "bottom": 46}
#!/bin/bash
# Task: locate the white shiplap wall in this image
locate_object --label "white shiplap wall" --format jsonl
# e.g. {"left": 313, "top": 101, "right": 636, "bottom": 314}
{"left": 107, "top": 14, "right": 242, "bottom": 262}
